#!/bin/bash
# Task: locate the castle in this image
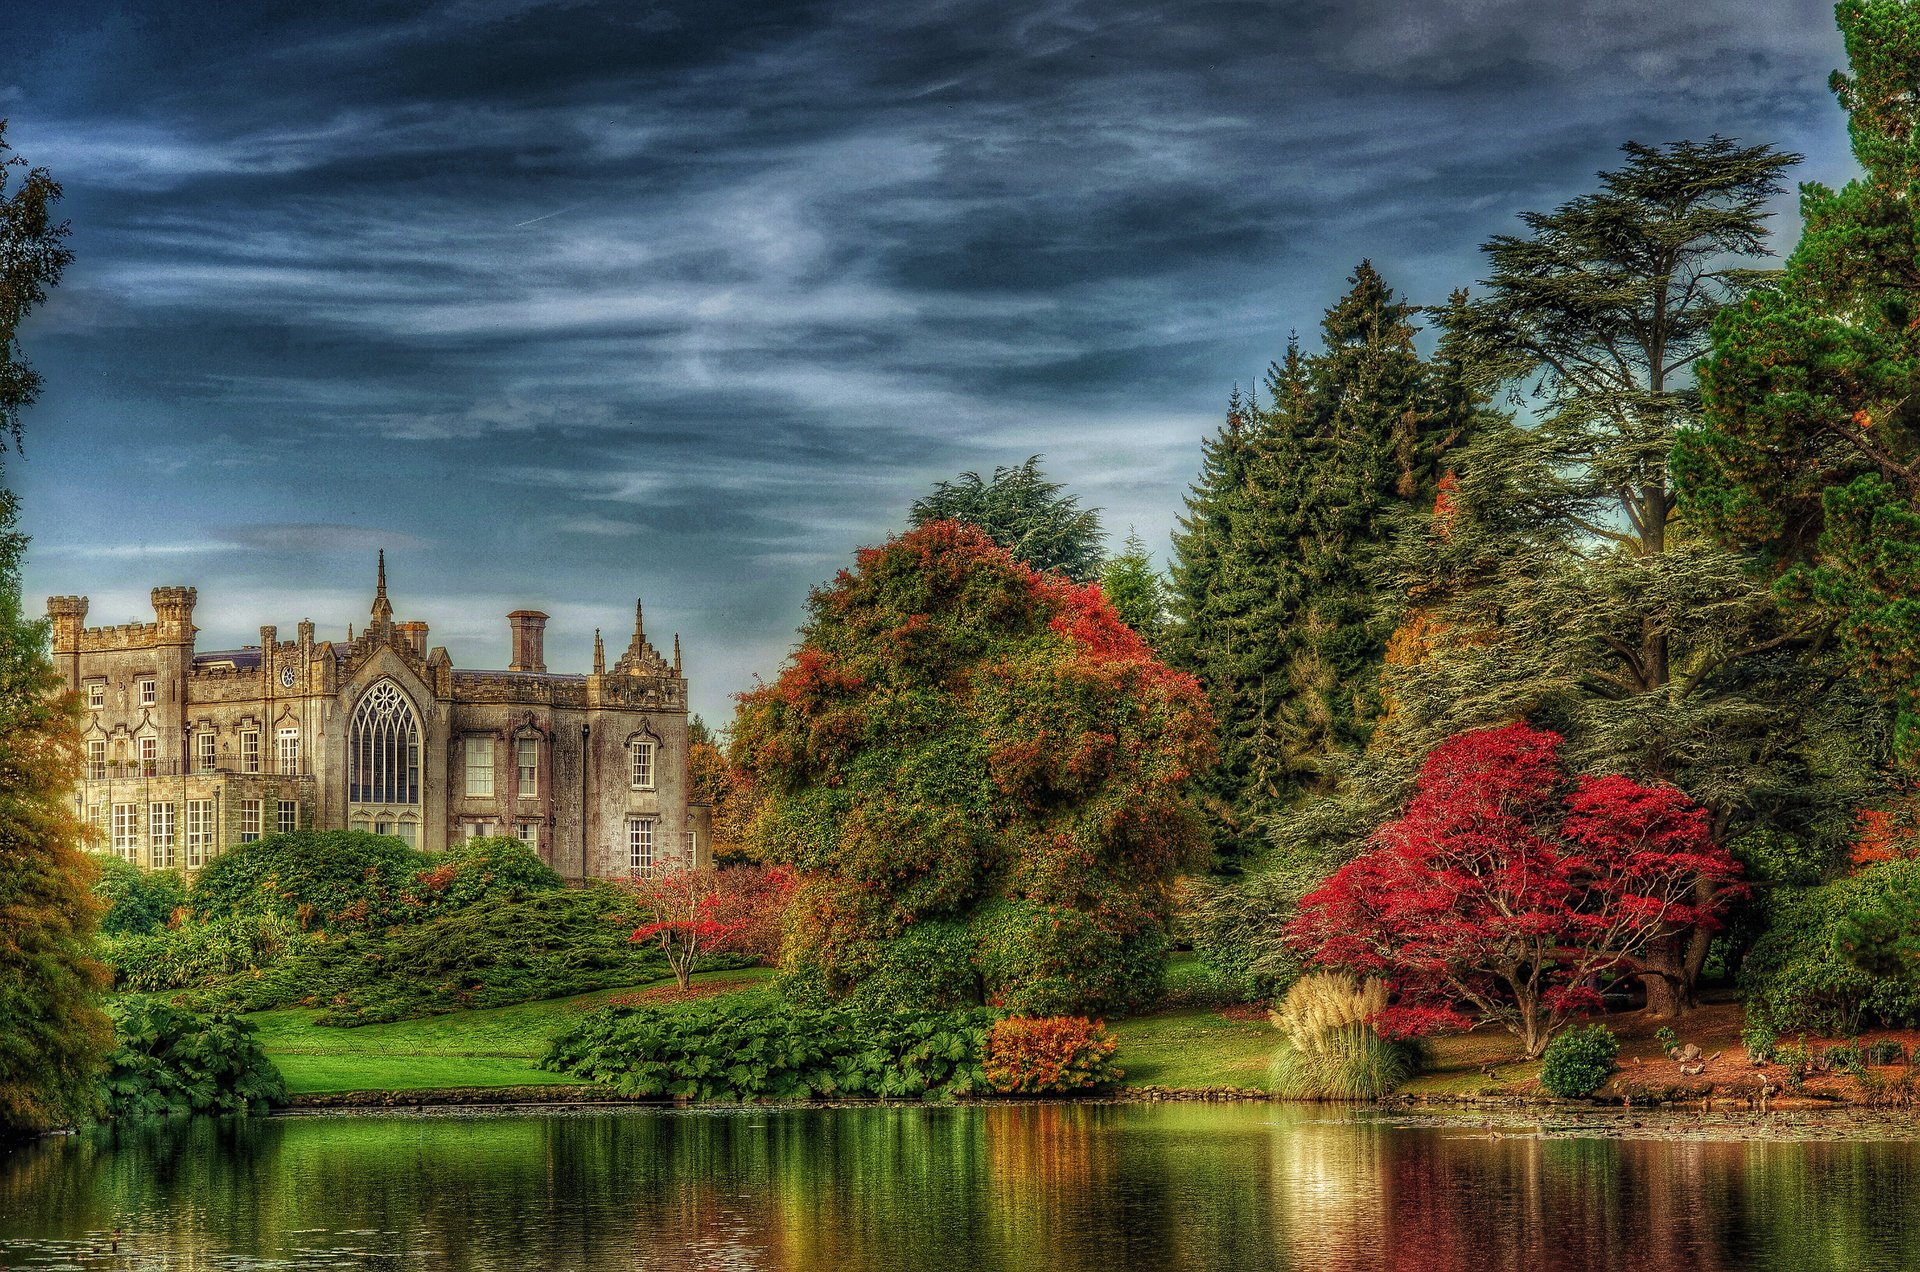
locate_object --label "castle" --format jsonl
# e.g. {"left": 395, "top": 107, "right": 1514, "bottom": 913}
{"left": 47, "top": 554, "right": 707, "bottom": 878}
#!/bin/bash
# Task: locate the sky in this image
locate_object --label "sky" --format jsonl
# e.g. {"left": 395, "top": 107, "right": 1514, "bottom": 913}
{"left": 0, "top": 0, "right": 1863, "bottom": 722}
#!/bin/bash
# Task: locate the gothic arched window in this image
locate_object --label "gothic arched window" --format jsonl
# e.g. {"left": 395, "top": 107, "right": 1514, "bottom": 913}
{"left": 350, "top": 680, "right": 421, "bottom": 807}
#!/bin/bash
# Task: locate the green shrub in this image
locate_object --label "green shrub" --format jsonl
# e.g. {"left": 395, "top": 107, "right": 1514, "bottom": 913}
{"left": 1185, "top": 869, "right": 1314, "bottom": 1002}
{"left": 101, "top": 912, "right": 310, "bottom": 993}
{"left": 1742, "top": 1018, "right": 1777, "bottom": 1063}
{"left": 100, "top": 997, "right": 286, "bottom": 1119}
{"left": 89, "top": 854, "right": 187, "bottom": 936}
{"left": 1740, "top": 861, "right": 1920, "bottom": 1035}
{"left": 1654, "top": 1026, "right": 1680, "bottom": 1057}
{"left": 542, "top": 1000, "right": 997, "bottom": 1101}
{"left": 1265, "top": 973, "right": 1420, "bottom": 1100}
{"left": 1539, "top": 1024, "right": 1619, "bottom": 1098}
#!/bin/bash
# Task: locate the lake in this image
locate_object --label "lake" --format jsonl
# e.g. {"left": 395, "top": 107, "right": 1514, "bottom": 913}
{"left": 4, "top": 1103, "right": 1919, "bottom": 1270}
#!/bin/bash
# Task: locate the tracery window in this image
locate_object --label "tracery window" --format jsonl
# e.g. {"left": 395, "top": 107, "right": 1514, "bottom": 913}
{"left": 350, "top": 680, "right": 421, "bottom": 807}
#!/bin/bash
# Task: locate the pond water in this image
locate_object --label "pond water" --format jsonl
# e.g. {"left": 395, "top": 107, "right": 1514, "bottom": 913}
{"left": 4, "top": 1103, "right": 1920, "bottom": 1271}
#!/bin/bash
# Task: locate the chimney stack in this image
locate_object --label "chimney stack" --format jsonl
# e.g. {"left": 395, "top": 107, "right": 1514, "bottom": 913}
{"left": 396, "top": 620, "right": 429, "bottom": 658}
{"left": 508, "top": 610, "right": 549, "bottom": 673}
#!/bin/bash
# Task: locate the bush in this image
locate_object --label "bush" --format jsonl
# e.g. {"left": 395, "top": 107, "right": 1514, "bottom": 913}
{"left": 1539, "top": 1024, "right": 1619, "bottom": 1098}
{"left": 1266, "top": 973, "right": 1420, "bottom": 1100}
{"left": 101, "top": 912, "right": 310, "bottom": 993}
{"left": 983, "top": 1016, "right": 1121, "bottom": 1093}
{"left": 1184, "top": 868, "right": 1314, "bottom": 1001}
{"left": 543, "top": 1000, "right": 997, "bottom": 1101}
{"left": 1740, "top": 861, "right": 1920, "bottom": 1035}
{"left": 100, "top": 997, "right": 287, "bottom": 1119}
{"left": 90, "top": 854, "right": 187, "bottom": 936}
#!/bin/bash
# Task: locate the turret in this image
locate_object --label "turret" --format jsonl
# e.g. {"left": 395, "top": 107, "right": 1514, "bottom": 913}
{"left": 47, "top": 595, "right": 88, "bottom": 653}
{"left": 151, "top": 586, "right": 197, "bottom": 644}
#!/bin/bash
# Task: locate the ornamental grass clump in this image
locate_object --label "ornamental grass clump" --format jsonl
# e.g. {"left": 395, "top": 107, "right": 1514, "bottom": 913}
{"left": 982, "top": 1016, "right": 1121, "bottom": 1094}
{"left": 1266, "top": 973, "right": 1419, "bottom": 1100}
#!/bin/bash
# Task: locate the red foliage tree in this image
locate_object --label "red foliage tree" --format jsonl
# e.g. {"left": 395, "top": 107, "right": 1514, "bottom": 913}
{"left": 629, "top": 865, "right": 794, "bottom": 991}
{"left": 1289, "top": 723, "right": 1742, "bottom": 1056}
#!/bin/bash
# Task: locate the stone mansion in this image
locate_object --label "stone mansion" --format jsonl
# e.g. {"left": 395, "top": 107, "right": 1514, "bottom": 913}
{"left": 48, "top": 555, "right": 708, "bottom": 879}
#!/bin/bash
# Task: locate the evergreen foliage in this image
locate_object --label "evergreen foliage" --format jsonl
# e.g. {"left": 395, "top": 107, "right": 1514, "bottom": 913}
{"left": 733, "top": 520, "right": 1213, "bottom": 1015}
{"left": 90, "top": 854, "right": 188, "bottom": 936}
{"left": 1168, "top": 263, "right": 1468, "bottom": 864}
{"left": 909, "top": 455, "right": 1105, "bottom": 582}
{"left": 1099, "top": 532, "right": 1170, "bottom": 645}
{"left": 0, "top": 120, "right": 105, "bottom": 1139}
{"left": 1676, "top": 1, "right": 1920, "bottom": 760}
{"left": 1539, "top": 1023, "right": 1620, "bottom": 1098}
{"left": 1740, "top": 860, "right": 1920, "bottom": 1034}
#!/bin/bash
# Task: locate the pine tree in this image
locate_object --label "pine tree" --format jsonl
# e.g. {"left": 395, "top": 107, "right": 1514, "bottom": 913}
{"left": 1099, "top": 532, "right": 1170, "bottom": 645}
{"left": 909, "top": 455, "right": 1104, "bottom": 582}
{"left": 0, "top": 121, "right": 106, "bottom": 1138}
{"left": 1677, "top": 0, "right": 1920, "bottom": 760}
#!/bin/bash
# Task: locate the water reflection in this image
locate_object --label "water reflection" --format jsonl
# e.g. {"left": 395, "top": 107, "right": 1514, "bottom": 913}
{"left": 2, "top": 1105, "right": 1918, "bottom": 1270}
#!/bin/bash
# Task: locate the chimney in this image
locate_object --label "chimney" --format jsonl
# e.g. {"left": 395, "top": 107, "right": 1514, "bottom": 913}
{"left": 508, "top": 610, "right": 548, "bottom": 673}
{"left": 396, "top": 620, "right": 429, "bottom": 658}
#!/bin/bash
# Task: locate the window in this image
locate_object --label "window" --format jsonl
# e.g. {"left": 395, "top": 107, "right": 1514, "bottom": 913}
{"left": 394, "top": 821, "right": 417, "bottom": 849}
{"left": 351, "top": 819, "right": 370, "bottom": 833}
{"left": 278, "top": 800, "right": 297, "bottom": 835}
{"left": 627, "top": 816, "right": 655, "bottom": 874}
{"left": 138, "top": 735, "right": 157, "bottom": 777}
{"left": 517, "top": 737, "right": 538, "bottom": 797}
{"left": 241, "top": 730, "right": 260, "bottom": 774}
{"left": 184, "top": 799, "right": 214, "bottom": 869}
{"left": 628, "top": 739, "right": 655, "bottom": 790}
{"left": 517, "top": 822, "right": 538, "bottom": 845}
{"left": 349, "top": 682, "right": 419, "bottom": 806}
{"left": 469, "top": 821, "right": 495, "bottom": 840}
{"left": 86, "top": 739, "right": 106, "bottom": 780}
{"left": 684, "top": 828, "right": 697, "bottom": 860}
{"left": 139, "top": 678, "right": 156, "bottom": 707}
{"left": 240, "top": 799, "right": 262, "bottom": 843}
{"left": 111, "top": 803, "right": 139, "bottom": 860}
{"left": 149, "top": 802, "right": 174, "bottom": 869}
{"left": 466, "top": 737, "right": 495, "bottom": 797}
{"left": 86, "top": 681, "right": 104, "bottom": 710}
{"left": 196, "top": 729, "right": 216, "bottom": 772}
{"left": 277, "top": 727, "right": 301, "bottom": 776}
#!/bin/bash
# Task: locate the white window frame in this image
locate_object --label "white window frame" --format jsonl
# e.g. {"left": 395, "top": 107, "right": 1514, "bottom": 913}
{"left": 86, "top": 739, "right": 107, "bottom": 781}
{"left": 684, "top": 828, "right": 697, "bottom": 859}
{"left": 139, "top": 677, "right": 156, "bottom": 707}
{"left": 516, "top": 736, "right": 538, "bottom": 797}
{"left": 277, "top": 800, "right": 298, "bottom": 835}
{"left": 111, "top": 803, "right": 139, "bottom": 860}
{"left": 240, "top": 799, "right": 262, "bottom": 843}
{"left": 149, "top": 802, "right": 175, "bottom": 869}
{"left": 196, "top": 729, "right": 216, "bottom": 773}
{"left": 627, "top": 816, "right": 655, "bottom": 874}
{"left": 138, "top": 734, "right": 157, "bottom": 777}
{"left": 628, "top": 739, "right": 656, "bottom": 791}
{"left": 517, "top": 821, "right": 538, "bottom": 845}
{"left": 185, "top": 799, "right": 215, "bottom": 869}
{"left": 466, "top": 737, "right": 495, "bottom": 797}
{"left": 241, "top": 730, "right": 261, "bottom": 774}
{"left": 86, "top": 681, "right": 104, "bottom": 710}
{"left": 277, "top": 727, "right": 300, "bottom": 776}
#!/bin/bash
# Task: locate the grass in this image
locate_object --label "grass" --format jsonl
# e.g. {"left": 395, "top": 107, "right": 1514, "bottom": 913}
{"left": 248, "top": 968, "right": 775, "bottom": 1095}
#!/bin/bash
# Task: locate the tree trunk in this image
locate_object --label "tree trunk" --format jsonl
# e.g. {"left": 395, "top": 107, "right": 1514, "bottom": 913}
{"left": 1638, "top": 933, "right": 1695, "bottom": 1018}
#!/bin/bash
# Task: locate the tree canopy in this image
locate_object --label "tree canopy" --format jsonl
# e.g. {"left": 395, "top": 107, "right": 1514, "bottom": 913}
{"left": 732, "top": 520, "right": 1213, "bottom": 1014}
{"left": 909, "top": 455, "right": 1105, "bottom": 582}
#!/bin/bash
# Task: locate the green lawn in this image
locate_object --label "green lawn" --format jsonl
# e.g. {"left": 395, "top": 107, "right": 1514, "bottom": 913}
{"left": 1109, "top": 1007, "right": 1274, "bottom": 1090}
{"left": 249, "top": 968, "right": 776, "bottom": 1095}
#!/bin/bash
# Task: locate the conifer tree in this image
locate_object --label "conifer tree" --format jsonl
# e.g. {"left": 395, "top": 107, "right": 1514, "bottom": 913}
{"left": 1677, "top": 0, "right": 1920, "bottom": 760}
{"left": 0, "top": 121, "right": 107, "bottom": 1138}
{"left": 909, "top": 455, "right": 1104, "bottom": 582}
{"left": 1099, "top": 532, "right": 1170, "bottom": 645}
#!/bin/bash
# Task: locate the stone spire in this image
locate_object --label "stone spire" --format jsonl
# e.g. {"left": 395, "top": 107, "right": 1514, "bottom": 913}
{"left": 612, "top": 596, "right": 667, "bottom": 676}
{"left": 673, "top": 633, "right": 681, "bottom": 676}
{"left": 592, "top": 628, "right": 606, "bottom": 675}
{"left": 370, "top": 550, "right": 393, "bottom": 630}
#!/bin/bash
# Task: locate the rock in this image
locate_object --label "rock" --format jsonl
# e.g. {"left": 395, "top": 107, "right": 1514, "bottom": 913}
{"left": 1674, "top": 1043, "right": 1704, "bottom": 1063}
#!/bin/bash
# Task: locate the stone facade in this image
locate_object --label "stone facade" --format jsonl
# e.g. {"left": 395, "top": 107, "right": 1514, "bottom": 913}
{"left": 48, "top": 555, "right": 709, "bottom": 879}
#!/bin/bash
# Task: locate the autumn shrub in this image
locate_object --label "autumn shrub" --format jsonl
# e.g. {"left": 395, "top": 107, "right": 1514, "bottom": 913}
{"left": 542, "top": 999, "right": 996, "bottom": 1101}
{"left": 90, "top": 854, "right": 188, "bottom": 936}
{"left": 982, "top": 1016, "right": 1121, "bottom": 1093}
{"left": 1740, "top": 860, "right": 1920, "bottom": 1035}
{"left": 734, "top": 521, "right": 1213, "bottom": 1017}
{"left": 99, "top": 997, "right": 286, "bottom": 1119}
{"left": 1266, "top": 973, "right": 1419, "bottom": 1100}
{"left": 1539, "top": 1024, "right": 1619, "bottom": 1098}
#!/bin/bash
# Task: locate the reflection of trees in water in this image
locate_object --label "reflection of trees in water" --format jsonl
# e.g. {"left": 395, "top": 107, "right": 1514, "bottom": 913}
{"left": 9, "top": 1110, "right": 1920, "bottom": 1270}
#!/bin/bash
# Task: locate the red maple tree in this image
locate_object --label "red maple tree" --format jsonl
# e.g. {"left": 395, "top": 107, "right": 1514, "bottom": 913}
{"left": 1288, "top": 723, "right": 1743, "bottom": 1056}
{"left": 629, "top": 865, "right": 794, "bottom": 991}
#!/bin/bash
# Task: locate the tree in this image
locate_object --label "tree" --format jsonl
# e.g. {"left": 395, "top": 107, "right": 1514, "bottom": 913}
{"left": 733, "top": 520, "right": 1213, "bottom": 1014}
{"left": 627, "top": 866, "right": 753, "bottom": 992}
{"left": 1098, "top": 532, "right": 1169, "bottom": 645}
{"left": 909, "top": 455, "right": 1104, "bottom": 582}
{"left": 1169, "top": 263, "right": 1466, "bottom": 864}
{"left": 688, "top": 717, "right": 759, "bottom": 862}
{"left": 1289, "top": 724, "right": 1743, "bottom": 1055}
{"left": 0, "top": 120, "right": 104, "bottom": 1140}
{"left": 1676, "top": 1, "right": 1920, "bottom": 760}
